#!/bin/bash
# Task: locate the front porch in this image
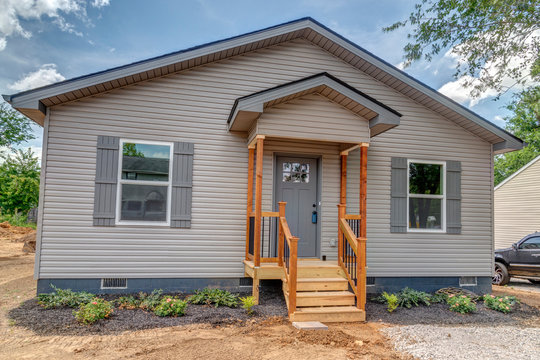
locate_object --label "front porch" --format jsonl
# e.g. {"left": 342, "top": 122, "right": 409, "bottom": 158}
{"left": 226, "top": 72, "right": 401, "bottom": 323}
{"left": 243, "top": 135, "right": 369, "bottom": 323}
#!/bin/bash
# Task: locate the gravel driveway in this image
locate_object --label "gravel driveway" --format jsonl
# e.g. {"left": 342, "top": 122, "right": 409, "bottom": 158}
{"left": 382, "top": 325, "right": 540, "bottom": 360}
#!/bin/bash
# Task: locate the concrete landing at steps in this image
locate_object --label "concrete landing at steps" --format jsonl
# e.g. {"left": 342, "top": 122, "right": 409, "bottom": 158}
{"left": 292, "top": 321, "right": 328, "bottom": 330}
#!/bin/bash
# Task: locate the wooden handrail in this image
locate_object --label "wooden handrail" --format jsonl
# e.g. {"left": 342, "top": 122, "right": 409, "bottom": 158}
{"left": 278, "top": 209, "right": 298, "bottom": 317}
{"left": 261, "top": 211, "right": 279, "bottom": 217}
{"left": 337, "top": 209, "right": 367, "bottom": 311}
{"left": 339, "top": 218, "right": 358, "bottom": 254}
{"left": 344, "top": 214, "right": 362, "bottom": 220}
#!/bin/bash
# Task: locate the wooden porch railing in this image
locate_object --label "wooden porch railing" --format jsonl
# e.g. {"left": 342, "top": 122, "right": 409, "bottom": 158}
{"left": 278, "top": 201, "right": 298, "bottom": 317}
{"left": 247, "top": 211, "right": 280, "bottom": 263}
{"left": 337, "top": 204, "right": 367, "bottom": 310}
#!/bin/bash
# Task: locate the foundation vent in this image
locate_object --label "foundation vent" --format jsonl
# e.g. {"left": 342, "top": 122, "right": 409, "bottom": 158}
{"left": 366, "top": 277, "right": 376, "bottom": 286}
{"left": 101, "top": 278, "right": 127, "bottom": 289}
{"left": 459, "top": 276, "right": 477, "bottom": 287}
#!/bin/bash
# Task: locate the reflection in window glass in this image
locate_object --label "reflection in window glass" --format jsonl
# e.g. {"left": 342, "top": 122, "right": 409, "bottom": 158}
{"left": 409, "top": 163, "right": 442, "bottom": 194}
{"left": 122, "top": 143, "right": 170, "bottom": 181}
{"left": 282, "top": 162, "right": 311, "bottom": 183}
{"left": 409, "top": 198, "right": 442, "bottom": 229}
{"left": 121, "top": 184, "right": 167, "bottom": 221}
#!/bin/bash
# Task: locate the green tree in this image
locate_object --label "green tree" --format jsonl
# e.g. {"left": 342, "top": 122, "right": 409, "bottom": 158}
{"left": 0, "top": 103, "right": 35, "bottom": 148}
{"left": 0, "top": 148, "right": 40, "bottom": 215}
{"left": 385, "top": 0, "right": 540, "bottom": 184}
{"left": 494, "top": 86, "right": 540, "bottom": 184}
{"left": 384, "top": 0, "right": 539, "bottom": 97}
{"left": 122, "top": 143, "right": 145, "bottom": 157}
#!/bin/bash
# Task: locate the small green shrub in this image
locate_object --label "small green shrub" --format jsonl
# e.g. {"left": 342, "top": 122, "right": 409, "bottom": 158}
{"left": 397, "top": 287, "right": 432, "bottom": 308}
{"left": 138, "top": 289, "right": 164, "bottom": 311}
{"left": 239, "top": 296, "right": 256, "bottom": 315}
{"left": 116, "top": 295, "right": 141, "bottom": 309}
{"left": 382, "top": 292, "right": 399, "bottom": 313}
{"left": 447, "top": 294, "right": 476, "bottom": 314}
{"left": 73, "top": 298, "right": 113, "bottom": 324}
{"left": 483, "top": 294, "right": 518, "bottom": 314}
{"left": 38, "top": 286, "right": 94, "bottom": 309}
{"left": 430, "top": 292, "right": 448, "bottom": 304}
{"left": 188, "top": 288, "right": 238, "bottom": 308}
{"left": 153, "top": 297, "right": 188, "bottom": 317}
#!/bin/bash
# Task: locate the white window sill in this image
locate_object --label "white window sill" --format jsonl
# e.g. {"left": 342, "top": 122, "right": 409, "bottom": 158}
{"left": 408, "top": 228, "right": 446, "bottom": 233}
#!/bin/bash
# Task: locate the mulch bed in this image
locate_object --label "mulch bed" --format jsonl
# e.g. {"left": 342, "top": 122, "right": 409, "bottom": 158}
{"left": 8, "top": 287, "right": 287, "bottom": 336}
{"left": 367, "top": 300, "right": 540, "bottom": 326}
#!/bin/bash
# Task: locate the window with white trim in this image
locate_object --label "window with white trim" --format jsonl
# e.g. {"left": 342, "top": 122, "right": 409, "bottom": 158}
{"left": 116, "top": 140, "right": 173, "bottom": 225}
{"left": 407, "top": 160, "right": 446, "bottom": 232}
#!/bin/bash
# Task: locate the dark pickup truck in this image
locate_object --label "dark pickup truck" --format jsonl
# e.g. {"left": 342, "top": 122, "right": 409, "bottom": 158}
{"left": 493, "top": 232, "right": 540, "bottom": 285}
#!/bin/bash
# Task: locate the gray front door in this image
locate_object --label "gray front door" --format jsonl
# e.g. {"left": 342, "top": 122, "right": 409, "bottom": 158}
{"left": 275, "top": 156, "right": 318, "bottom": 258}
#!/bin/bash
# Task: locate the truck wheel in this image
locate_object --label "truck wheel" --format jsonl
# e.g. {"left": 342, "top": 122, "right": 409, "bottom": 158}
{"left": 492, "top": 262, "right": 509, "bottom": 286}
{"left": 528, "top": 279, "right": 540, "bottom": 285}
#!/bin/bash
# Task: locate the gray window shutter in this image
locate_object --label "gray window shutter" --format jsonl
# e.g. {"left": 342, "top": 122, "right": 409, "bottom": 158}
{"left": 93, "top": 136, "right": 119, "bottom": 226}
{"left": 391, "top": 157, "right": 408, "bottom": 233}
{"left": 171, "top": 142, "right": 194, "bottom": 228}
{"left": 446, "top": 161, "right": 462, "bottom": 234}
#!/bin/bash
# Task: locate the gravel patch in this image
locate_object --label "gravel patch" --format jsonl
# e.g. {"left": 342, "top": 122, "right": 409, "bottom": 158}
{"left": 8, "top": 287, "right": 287, "bottom": 336}
{"left": 382, "top": 325, "right": 540, "bottom": 360}
{"left": 367, "top": 301, "right": 540, "bottom": 326}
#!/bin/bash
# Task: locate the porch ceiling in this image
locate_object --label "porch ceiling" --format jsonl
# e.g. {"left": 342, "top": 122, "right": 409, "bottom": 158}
{"left": 227, "top": 72, "right": 402, "bottom": 137}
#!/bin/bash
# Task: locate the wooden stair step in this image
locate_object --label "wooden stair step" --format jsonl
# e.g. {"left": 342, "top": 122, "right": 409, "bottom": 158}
{"left": 291, "top": 306, "right": 366, "bottom": 323}
{"left": 296, "top": 266, "right": 345, "bottom": 278}
{"left": 296, "top": 277, "right": 349, "bottom": 291}
{"left": 296, "top": 290, "right": 355, "bottom": 307}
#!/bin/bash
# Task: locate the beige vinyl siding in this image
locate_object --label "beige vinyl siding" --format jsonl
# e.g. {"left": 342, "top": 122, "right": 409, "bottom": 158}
{"left": 494, "top": 158, "right": 540, "bottom": 248}
{"left": 39, "top": 38, "right": 492, "bottom": 278}
{"left": 257, "top": 93, "right": 369, "bottom": 143}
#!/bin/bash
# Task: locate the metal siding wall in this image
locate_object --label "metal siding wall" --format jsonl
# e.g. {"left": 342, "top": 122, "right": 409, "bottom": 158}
{"left": 257, "top": 93, "right": 369, "bottom": 143}
{"left": 494, "top": 159, "right": 540, "bottom": 248}
{"left": 40, "top": 38, "right": 492, "bottom": 278}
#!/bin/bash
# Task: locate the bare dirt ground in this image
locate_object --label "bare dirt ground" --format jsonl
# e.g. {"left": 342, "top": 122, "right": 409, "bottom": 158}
{"left": 0, "top": 234, "right": 408, "bottom": 360}
{"left": 493, "top": 283, "right": 540, "bottom": 309}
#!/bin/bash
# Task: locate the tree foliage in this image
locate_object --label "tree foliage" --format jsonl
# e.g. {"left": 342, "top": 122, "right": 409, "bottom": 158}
{"left": 384, "top": 0, "right": 540, "bottom": 97}
{"left": 0, "top": 103, "right": 35, "bottom": 148}
{"left": 494, "top": 86, "right": 540, "bottom": 184}
{"left": 0, "top": 148, "right": 40, "bottom": 215}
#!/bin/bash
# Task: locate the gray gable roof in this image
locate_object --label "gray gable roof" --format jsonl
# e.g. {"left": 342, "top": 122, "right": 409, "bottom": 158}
{"left": 2, "top": 17, "right": 523, "bottom": 153}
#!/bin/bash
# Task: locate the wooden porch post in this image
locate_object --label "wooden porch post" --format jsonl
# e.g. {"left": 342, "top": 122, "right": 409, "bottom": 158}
{"left": 337, "top": 204, "right": 346, "bottom": 264}
{"left": 253, "top": 135, "right": 265, "bottom": 268}
{"left": 340, "top": 154, "right": 347, "bottom": 205}
{"left": 359, "top": 144, "right": 368, "bottom": 238}
{"left": 245, "top": 148, "right": 255, "bottom": 260}
{"left": 358, "top": 143, "right": 368, "bottom": 310}
{"left": 278, "top": 201, "right": 287, "bottom": 267}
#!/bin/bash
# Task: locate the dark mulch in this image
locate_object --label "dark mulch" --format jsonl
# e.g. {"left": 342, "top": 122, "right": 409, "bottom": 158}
{"left": 367, "top": 300, "right": 540, "bottom": 326}
{"left": 8, "top": 287, "right": 287, "bottom": 336}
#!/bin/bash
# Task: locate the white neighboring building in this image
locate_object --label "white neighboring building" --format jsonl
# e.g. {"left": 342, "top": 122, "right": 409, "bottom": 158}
{"left": 495, "top": 155, "right": 540, "bottom": 249}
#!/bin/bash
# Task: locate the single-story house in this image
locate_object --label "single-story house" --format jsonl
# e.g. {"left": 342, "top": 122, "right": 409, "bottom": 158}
{"left": 495, "top": 155, "right": 540, "bottom": 249}
{"left": 4, "top": 18, "right": 523, "bottom": 322}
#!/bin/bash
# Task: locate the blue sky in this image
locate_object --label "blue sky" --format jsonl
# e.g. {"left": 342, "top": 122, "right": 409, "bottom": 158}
{"left": 0, "top": 0, "right": 516, "bottom": 159}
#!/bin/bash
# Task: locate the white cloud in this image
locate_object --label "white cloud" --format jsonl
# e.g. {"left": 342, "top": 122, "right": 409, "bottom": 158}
{"left": 492, "top": 115, "right": 506, "bottom": 128}
{"left": 439, "top": 75, "right": 498, "bottom": 107}
{"left": 0, "top": 0, "right": 111, "bottom": 51}
{"left": 395, "top": 61, "right": 406, "bottom": 70}
{"left": 92, "top": 0, "right": 110, "bottom": 7}
{"left": 8, "top": 64, "right": 65, "bottom": 92}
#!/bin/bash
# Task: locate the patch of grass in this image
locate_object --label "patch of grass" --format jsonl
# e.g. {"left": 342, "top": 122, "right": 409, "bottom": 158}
{"left": 0, "top": 213, "right": 36, "bottom": 229}
{"left": 188, "top": 288, "right": 238, "bottom": 308}
{"left": 153, "top": 297, "right": 188, "bottom": 317}
{"left": 73, "top": 298, "right": 114, "bottom": 324}
{"left": 447, "top": 294, "right": 476, "bottom": 314}
{"left": 483, "top": 294, "right": 518, "bottom": 313}
{"left": 239, "top": 296, "right": 256, "bottom": 315}
{"left": 37, "top": 286, "right": 95, "bottom": 309}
